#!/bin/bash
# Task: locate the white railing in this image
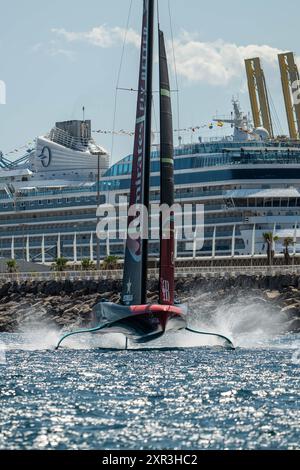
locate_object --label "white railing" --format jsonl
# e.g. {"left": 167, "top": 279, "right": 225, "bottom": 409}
{"left": 1, "top": 265, "right": 300, "bottom": 283}
{"left": 49, "top": 127, "right": 89, "bottom": 152}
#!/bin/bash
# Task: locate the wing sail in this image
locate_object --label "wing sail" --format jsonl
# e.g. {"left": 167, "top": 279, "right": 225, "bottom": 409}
{"left": 158, "top": 29, "right": 175, "bottom": 306}
{"left": 122, "top": 0, "right": 154, "bottom": 306}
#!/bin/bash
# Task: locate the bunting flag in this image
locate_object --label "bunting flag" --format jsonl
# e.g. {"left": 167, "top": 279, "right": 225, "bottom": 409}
{"left": 2, "top": 119, "right": 228, "bottom": 159}
{"left": 92, "top": 121, "right": 226, "bottom": 136}
{"left": 93, "top": 129, "right": 135, "bottom": 136}
{"left": 3, "top": 141, "right": 35, "bottom": 156}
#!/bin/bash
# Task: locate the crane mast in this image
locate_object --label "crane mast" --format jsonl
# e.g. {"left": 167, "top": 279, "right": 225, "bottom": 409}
{"left": 278, "top": 52, "right": 300, "bottom": 141}
{"left": 245, "top": 57, "right": 274, "bottom": 138}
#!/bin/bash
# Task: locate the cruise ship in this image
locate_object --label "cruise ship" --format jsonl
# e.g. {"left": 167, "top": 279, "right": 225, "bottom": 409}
{"left": 0, "top": 119, "right": 110, "bottom": 264}
{"left": 1, "top": 96, "right": 300, "bottom": 266}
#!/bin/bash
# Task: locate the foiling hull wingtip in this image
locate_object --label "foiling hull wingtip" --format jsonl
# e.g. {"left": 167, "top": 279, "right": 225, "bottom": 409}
{"left": 185, "top": 326, "right": 235, "bottom": 350}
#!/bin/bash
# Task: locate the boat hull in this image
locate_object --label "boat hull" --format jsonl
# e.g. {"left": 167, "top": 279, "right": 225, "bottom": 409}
{"left": 92, "top": 302, "right": 187, "bottom": 343}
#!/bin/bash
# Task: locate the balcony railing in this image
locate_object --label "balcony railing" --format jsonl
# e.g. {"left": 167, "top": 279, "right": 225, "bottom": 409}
{"left": 2, "top": 264, "right": 300, "bottom": 282}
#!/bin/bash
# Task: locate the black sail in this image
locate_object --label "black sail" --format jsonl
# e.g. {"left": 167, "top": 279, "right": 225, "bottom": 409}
{"left": 158, "top": 29, "right": 175, "bottom": 305}
{"left": 122, "top": 0, "right": 154, "bottom": 306}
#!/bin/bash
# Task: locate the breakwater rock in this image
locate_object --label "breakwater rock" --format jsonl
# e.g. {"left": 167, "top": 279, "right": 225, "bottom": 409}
{"left": 0, "top": 275, "right": 299, "bottom": 333}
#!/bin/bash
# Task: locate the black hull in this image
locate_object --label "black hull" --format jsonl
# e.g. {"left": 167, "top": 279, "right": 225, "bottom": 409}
{"left": 92, "top": 302, "right": 187, "bottom": 343}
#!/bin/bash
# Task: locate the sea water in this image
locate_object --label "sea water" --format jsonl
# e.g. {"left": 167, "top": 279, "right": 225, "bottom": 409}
{"left": 0, "top": 293, "right": 299, "bottom": 450}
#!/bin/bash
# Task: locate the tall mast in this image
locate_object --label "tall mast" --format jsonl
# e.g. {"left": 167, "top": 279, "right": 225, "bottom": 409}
{"left": 158, "top": 28, "right": 175, "bottom": 305}
{"left": 141, "top": 0, "right": 154, "bottom": 303}
{"left": 122, "top": 0, "right": 154, "bottom": 306}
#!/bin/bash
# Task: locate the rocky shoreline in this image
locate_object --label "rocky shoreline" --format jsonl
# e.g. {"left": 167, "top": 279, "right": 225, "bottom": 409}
{"left": 0, "top": 274, "right": 300, "bottom": 333}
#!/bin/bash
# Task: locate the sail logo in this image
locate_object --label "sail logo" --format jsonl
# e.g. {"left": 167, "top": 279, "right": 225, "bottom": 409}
{"left": 134, "top": 25, "right": 148, "bottom": 206}
{"left": 127, "top": 22, "right": 148, "bottom": 264}
{"left": 38, "top": 146, "right": 52, "bottom": 168}
{"left": 0, "top": 80, "right": 6, "bottom": 105}
{"left": 161, "top": 279, "right": 170, "bottom": 302}
{"left": 135, "top": 121, "right": 144, "bottom": 204}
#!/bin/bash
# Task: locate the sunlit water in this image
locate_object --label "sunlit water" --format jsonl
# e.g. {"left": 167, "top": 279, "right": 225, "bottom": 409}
{"left": 0, "top": 292, "right": 299, "bottom": 450}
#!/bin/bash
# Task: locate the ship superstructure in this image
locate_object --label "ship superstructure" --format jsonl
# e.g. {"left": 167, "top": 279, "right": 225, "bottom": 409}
{"left": 0, "top": 120, "right": 109, "bottom": 264}
{"left": 1, "top": 50, "right": 300, "bottom": 265}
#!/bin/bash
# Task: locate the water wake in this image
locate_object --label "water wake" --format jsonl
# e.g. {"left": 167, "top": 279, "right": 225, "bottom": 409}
{"left": 0, "top": 328, "right": 61, "bottom": 351}
{"left": 186, "top": 289, "right": 293, "bottom": 349}
{"left": 135, "top": 289, "right": 295, "bottom": 350}
{"left": 0, "top": 289, "right": 297, "bottom": 351}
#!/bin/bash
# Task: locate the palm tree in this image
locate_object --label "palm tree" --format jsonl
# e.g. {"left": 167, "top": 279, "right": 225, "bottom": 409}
{"left": 102, "top": 255, "right": 119, "bottom": 270}
{"left": 263, "top": 232, "right": 279, "bottom": 266}
{"left": 6, "top": 259, "right": 18, "bottom": 273}
{"left": 81, "top": 258, "right": 95, "bottom": 271}
{"left": 52, "top": 257, "right": 68, "bottom": 272}
{"left": 283, "top": 237, "right": 294, "bottom": 265}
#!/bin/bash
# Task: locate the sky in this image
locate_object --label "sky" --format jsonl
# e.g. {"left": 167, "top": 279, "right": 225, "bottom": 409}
{"left": 1, "top": 0, "right": 300, "bottom": 164}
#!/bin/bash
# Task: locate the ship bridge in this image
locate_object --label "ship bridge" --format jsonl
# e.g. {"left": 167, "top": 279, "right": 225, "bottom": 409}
{"left": 0, "top": 119, "right": 110, "bottom": 184}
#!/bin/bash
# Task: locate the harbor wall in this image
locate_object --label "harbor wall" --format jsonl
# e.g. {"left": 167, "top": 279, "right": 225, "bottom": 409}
{"left": 0, "top": 275, "right": 300, "bottom": 333}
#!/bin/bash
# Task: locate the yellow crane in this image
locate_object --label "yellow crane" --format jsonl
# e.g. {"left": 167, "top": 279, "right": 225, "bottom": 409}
{"left": 245, "top": 57, "right": 274, "bottom": 138}
{"left": 278, "top": 52, "right": 300, "bottom": 140}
